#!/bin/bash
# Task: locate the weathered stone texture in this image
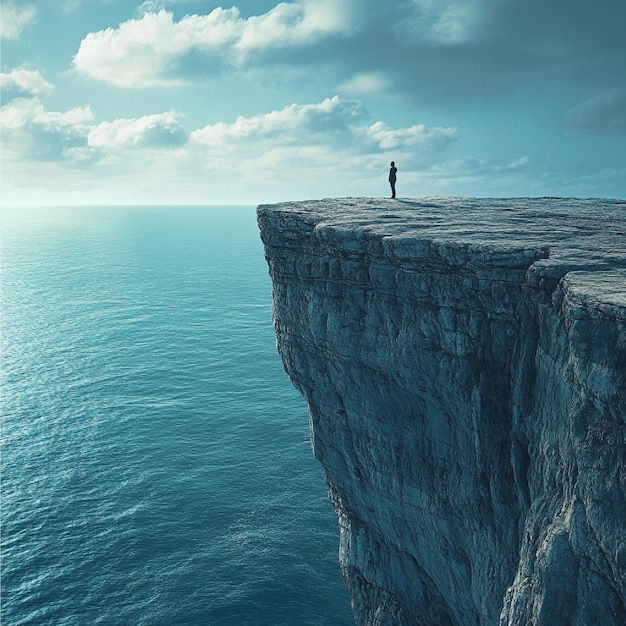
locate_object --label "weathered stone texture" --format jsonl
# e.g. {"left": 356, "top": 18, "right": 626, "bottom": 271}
{"left": 258, "top": 197, "right": 626, "bottom": 626}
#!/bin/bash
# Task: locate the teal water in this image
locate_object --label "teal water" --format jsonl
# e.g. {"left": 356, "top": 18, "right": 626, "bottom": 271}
{"left": 1, "top": 206, "right": 354, "bottom": 625}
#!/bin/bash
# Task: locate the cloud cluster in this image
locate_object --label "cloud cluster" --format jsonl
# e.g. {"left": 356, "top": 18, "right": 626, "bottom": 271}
{"left": 1, "top": 67, "right": 455, "bottom": 189}
{"left": 1, "top": 97, "right": 94, "bottom": 163}
{"left": 0, "top": 72, "right": 190, "bottom": 164}
{"left": 73, "top": 9, "right": 238, "bottom": 87}
{"left": 70, "top": 0, "right": 626, "bottom": 103}
{"left": 191, "top": 96, "right": 456, "bottom": 168}
{"left": 72, "top": 2, "right": 356, "bottom": 87}
{"left": 0, "top": 69, "right": 54, "bottom": 102}
{"left": 0, "top": 75, "right": 463, "bottom": 202}
{"left": 5, "top": 0, "right": 624, "bottom": 203}
{"left": 89, "top": 113, "right": 189, "bottom": 149}
{"left": 192, "top": 96, "right": 367, "bottom": 145}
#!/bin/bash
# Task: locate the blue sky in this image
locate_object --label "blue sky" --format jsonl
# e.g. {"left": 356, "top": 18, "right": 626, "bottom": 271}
{"left": 2, "top": 0, "right": 625, "bottom": 205}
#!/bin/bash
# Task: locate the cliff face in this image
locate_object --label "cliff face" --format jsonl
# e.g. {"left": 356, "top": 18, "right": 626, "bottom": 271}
{"left": 257, "top": 198, "right": 626, "bottom": 626}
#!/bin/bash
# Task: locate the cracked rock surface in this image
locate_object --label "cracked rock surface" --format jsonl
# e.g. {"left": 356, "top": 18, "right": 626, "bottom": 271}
{"left": 257, "top": 197, "right": 626, "bottom": 626}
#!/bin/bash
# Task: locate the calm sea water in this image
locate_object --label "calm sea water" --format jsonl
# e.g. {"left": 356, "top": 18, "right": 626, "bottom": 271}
{"left": 1, "top": 206, "right": 354, "bottom": 626}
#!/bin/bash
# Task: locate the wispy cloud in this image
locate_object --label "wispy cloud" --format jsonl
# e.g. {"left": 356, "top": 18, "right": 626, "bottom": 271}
{"left": 0, "top": 3, "right": 37, "bottom": 40}
{"left": 397, "top": 0, "right": 486, "bottom": 45}
{"left": 2, "top": 89, "right": 462, "bottom": 201}
{"left": 424, "top": 156, "right": 529, "bottom": 178}
{"left": 337, "top": 72, "right": 389, "bottom": 96}
{"left": 566, "top": 88, "right": 626, "bottom": 136}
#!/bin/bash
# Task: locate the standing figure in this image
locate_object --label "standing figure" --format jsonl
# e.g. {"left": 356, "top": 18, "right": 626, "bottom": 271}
{"left": 389, "top": 161, "right": 397, "bottom": 198}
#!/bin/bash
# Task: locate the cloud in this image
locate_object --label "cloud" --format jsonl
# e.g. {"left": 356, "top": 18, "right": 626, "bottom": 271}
{"left": 72, "top": 8, "right": 250, "bottom": 86}
{"left": 2, "top": 90, "right": 456, "bottom": 199}
{"left": 189, "top": 95, "right": 457, "bottom": 196}
{"left": 403, "top": 155, "right": 533, "bottom": 197}
{"left": 0, "top": 3, "right": 37, "bottom": 39}
{"left": 424, "top": 156, "right": 529, "bottom": 178}
{"left": 566, "top": 88, "right": 626, "bottom": 136}
{"left": 7, "top": 88, "right": 457, "bottom": 172}
{"left": 88, "top": 112, "right": 189, "bottom": 148}
{"left": 1, "top": 90, "right": 188, "bottom": 164}
{"left": 69, "top": 0, "right": 626, "bottom": 105}
{"left": 0, "top": 69, "right": 54, "bottom": 103}
{"left": 397, "top": 0, "right": 486, "bottom": 45}
{"left": 3, "top": 90, "right": 456, "bottom": 191}
{"left": 72, "top": 3, "right": 355, "bottom": 87}
{"left": 362, "top": 121, "right": 456, "bottom": 151}
{"left": 191, "top": 95, "right": 455, "bottom": 154}
{"left": 1, "top": 98, "right": 96, "bottom": 162}
{"left": 234, "top": 0, "right": 354, "bottom": 54}
{"left": 191, "top": 96, "right": 368, "bottom": 145}
{"left": 338, "top": 72, "right": 389, "bottom": 96}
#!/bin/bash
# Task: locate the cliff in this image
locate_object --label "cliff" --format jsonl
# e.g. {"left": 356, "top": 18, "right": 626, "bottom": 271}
{"left": 257, "top": 197, "right": 626, "bottom": 626}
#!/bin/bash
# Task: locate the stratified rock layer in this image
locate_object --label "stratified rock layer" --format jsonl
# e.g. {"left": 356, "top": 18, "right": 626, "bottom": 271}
{"left": 257, "top": 197, "right": 626, "bottom": 626}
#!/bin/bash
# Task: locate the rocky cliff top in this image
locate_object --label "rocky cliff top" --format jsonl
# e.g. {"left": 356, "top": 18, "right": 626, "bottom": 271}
{"left": 259, "top": 196, "right": 626, "bottom": 313}
{"left": 259, "top": 197, "right": 625, "bottom": 248}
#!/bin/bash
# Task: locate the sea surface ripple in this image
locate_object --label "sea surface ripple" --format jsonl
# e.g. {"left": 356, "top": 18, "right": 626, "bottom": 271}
{"left": 1, "top": 206, "right": 353, "bottom": 626}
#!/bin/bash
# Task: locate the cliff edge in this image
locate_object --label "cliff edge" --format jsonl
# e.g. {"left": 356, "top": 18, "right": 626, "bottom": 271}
{"left": 257, "top": 197, "right": 626, "bottom": 626}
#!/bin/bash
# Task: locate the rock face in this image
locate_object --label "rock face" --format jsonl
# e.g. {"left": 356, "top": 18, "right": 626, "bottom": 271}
{"left": 257, "top": 198, "right": 626, "bottom": 626}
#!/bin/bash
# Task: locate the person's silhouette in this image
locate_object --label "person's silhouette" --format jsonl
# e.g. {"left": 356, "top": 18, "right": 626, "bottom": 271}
{"left": 389, "top": 161, "right": 397, "bottom": 198}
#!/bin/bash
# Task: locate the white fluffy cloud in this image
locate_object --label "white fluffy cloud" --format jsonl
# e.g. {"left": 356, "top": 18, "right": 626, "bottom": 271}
{"left": 192, "top": 96, "right": 368, "bottom": 145}
{"left": 88, "top": 112, "right": 188, "bottom": 148}
{"left": 72, "top": 9, "right": 228, "bottom": 86}
{"left": 192, "top": 96, "right": 455, "bottom": 153}
{"left": 72, "top": 3, "right": 354, "bottom": 87}
{"left": 1, "top": 99, "right": 93, "bottom": 130}
{"left": 0, "top": 69, "right": 54, "bottom": 103}
{"left": 1, "top": 97, "right": 95, "bottom": 162}
{"left": 235, "top": 0, "right": 354, "bottom": 52}
{"left": 3, "top": 93, "right": 459, "bottom": 203}
{"left": 0, "top": 3, "right": 37, "bottom": 40}
{"left": 362, "top": 121, "right": 456, "bottom": 151}
{"left": 72, "top": 0, "right": 491, "bottom": 87}
{"left": 1, "top": 90, "right": 189, "bottom": 163}
{"left": 184, "top": 95, "right": 460, "bottom": 201}
{"left": 3, "top": 89, "right": 453, "bottom": 179}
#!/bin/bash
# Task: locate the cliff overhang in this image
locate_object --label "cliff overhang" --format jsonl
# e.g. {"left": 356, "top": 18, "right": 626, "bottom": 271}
{"left": 258, "top": 197, "right": 626, "bottom": 626}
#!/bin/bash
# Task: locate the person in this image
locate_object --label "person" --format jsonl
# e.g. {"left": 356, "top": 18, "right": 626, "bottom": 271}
{"left": 388, "top": 161, "right": 397, "bottom": 198}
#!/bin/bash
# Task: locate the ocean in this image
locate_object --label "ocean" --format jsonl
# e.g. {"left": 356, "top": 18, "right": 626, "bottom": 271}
{"left": 1, "top": 205, "right": 354, "bottom": 626}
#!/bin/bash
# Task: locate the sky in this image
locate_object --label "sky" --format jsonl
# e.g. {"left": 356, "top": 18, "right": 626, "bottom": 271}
{"left": 1, "top": 0, "right": 625, "bottom": 205}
